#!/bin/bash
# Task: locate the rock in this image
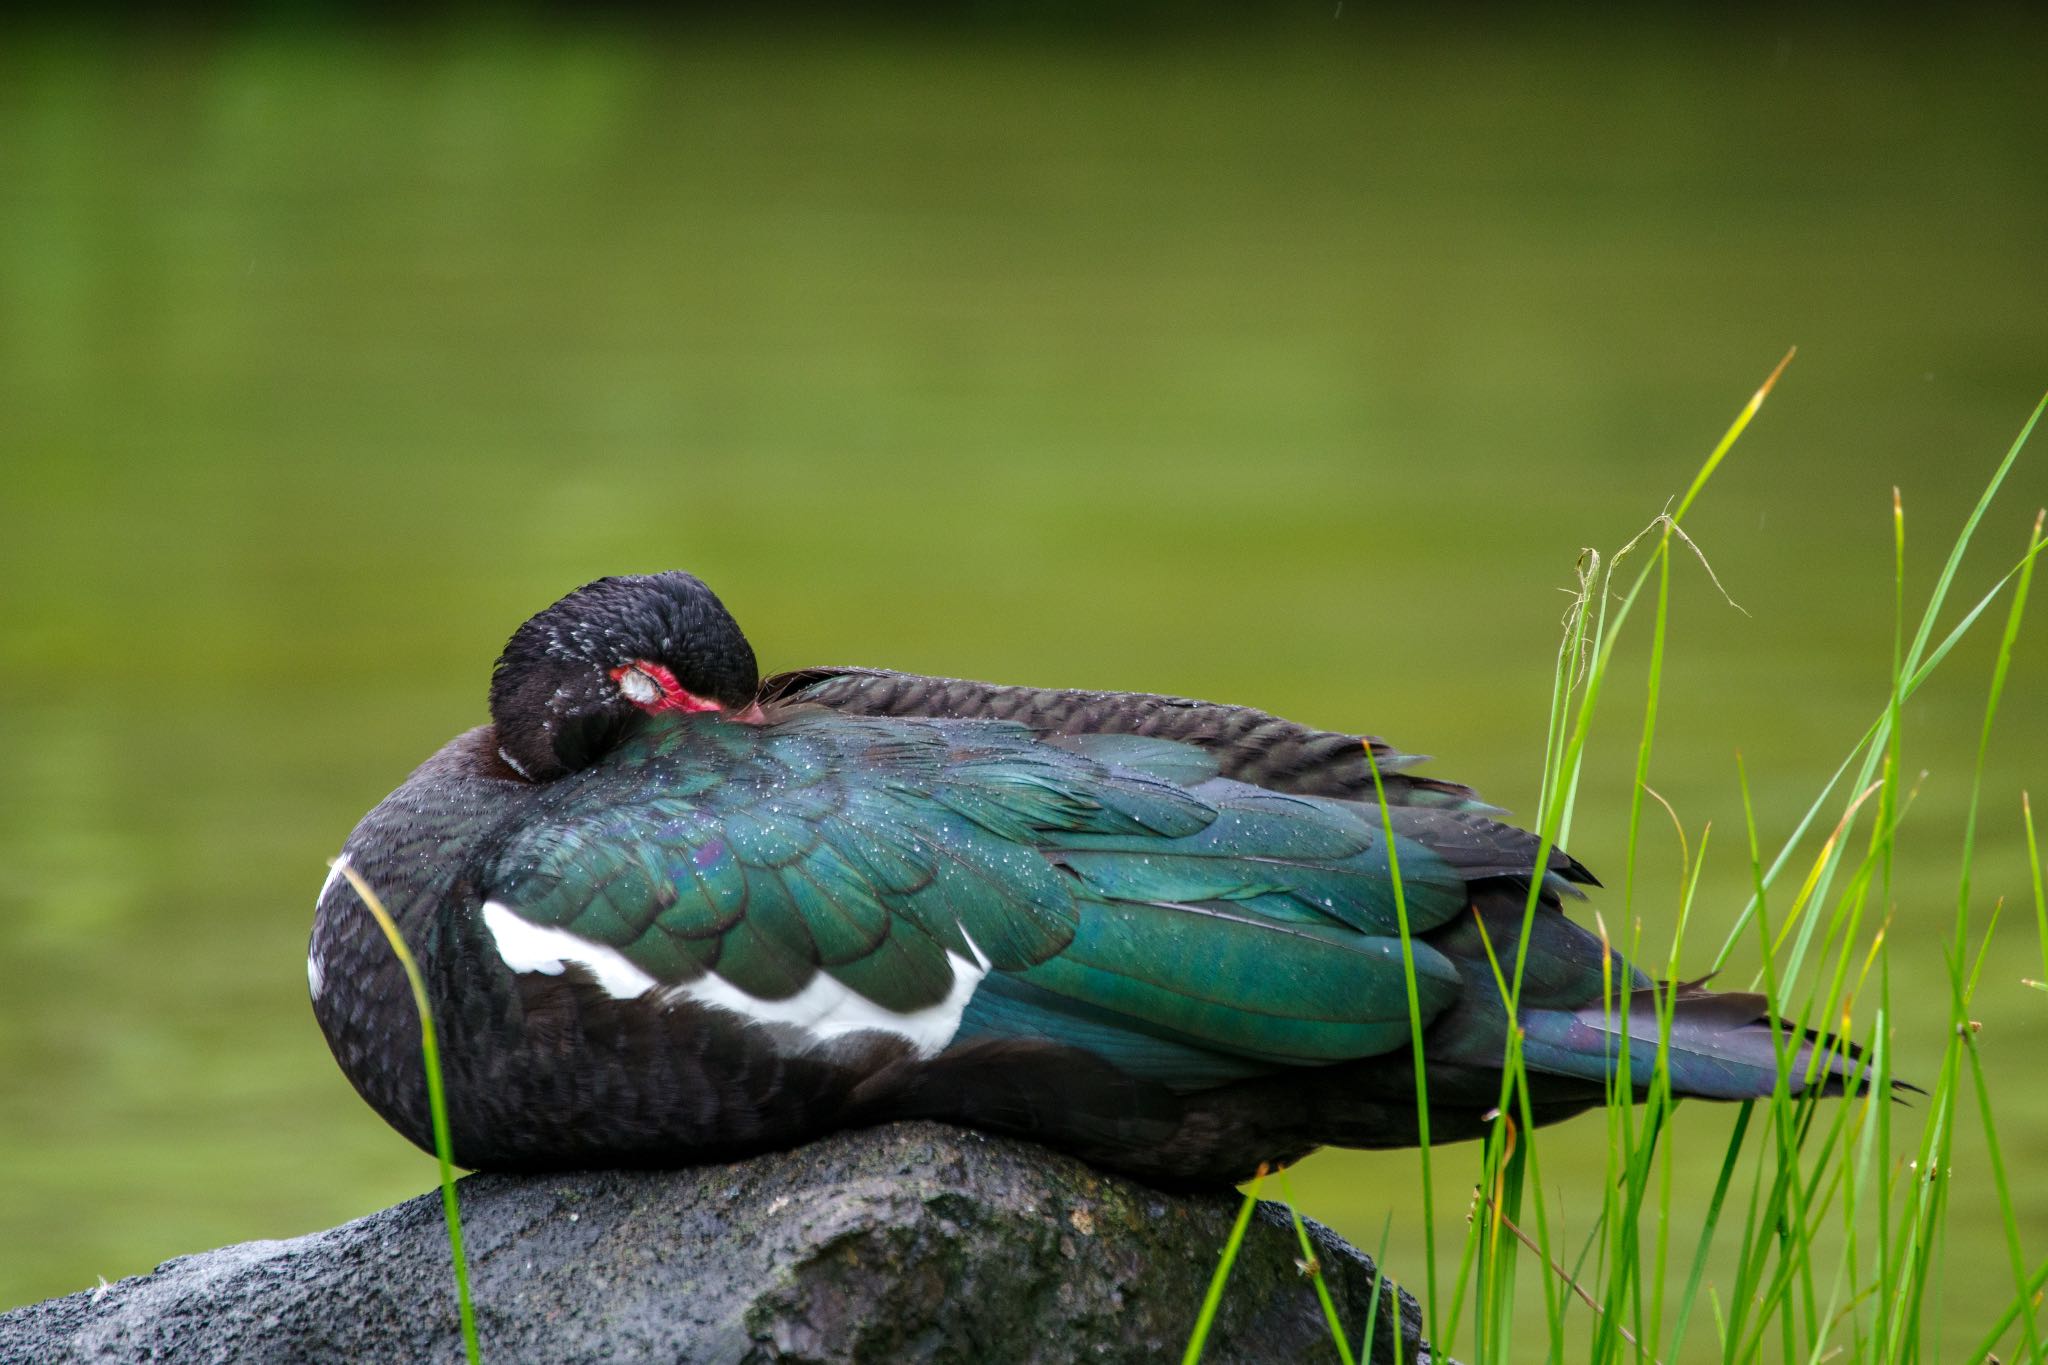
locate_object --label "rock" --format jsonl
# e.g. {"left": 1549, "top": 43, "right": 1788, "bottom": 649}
{"left": 1, "top": 1121, "right": 1436, "bottom": 1364}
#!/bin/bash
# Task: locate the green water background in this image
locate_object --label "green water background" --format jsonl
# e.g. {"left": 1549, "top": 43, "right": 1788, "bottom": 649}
{"left": 3, "top": 11, "right": 2045, "bottom": 1357}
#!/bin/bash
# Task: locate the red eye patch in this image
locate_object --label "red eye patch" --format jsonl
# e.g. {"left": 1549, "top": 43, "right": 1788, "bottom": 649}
{"left": 609, "top": 661, "right": 724, "bottom": 715}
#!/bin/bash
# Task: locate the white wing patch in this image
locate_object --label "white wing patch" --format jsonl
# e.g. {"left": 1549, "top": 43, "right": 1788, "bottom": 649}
{"left": 316, "top": 858, "right": 348, "bottom": 907}
{"left": 307, "top": 856, "right": 349, "bottom": 1001}
{"left": 482, "top": 901, "right": 662, "bottom": 1000}
{"left": 480, "top": 900, "right": 988, "bottom": 1057}
{"left": 675, "top": 932, "right": 989, "bottom": 1057}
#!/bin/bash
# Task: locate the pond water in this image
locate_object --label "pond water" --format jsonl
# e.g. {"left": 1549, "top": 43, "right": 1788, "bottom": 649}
{"left": 3, "top": 14, "right": 2044, "bottom": 1358}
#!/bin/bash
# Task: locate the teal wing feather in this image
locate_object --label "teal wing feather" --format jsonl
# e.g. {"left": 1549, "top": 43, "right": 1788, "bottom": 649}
{"left": 487, "top": 710, "right": 1518, "bottom": 1083}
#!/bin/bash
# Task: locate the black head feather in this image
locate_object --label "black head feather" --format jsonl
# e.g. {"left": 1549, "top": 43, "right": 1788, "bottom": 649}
{"left": 488, "top": 572, "right": 760, "bottom": 781}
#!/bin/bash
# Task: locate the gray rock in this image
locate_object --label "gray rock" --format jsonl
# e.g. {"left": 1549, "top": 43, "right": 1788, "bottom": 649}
{"left": 2, "top": 1122, "right": 1434, "bottom": 1364}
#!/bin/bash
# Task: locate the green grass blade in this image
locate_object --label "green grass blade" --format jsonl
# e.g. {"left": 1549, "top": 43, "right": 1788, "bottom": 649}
{"left": 1362, "top": 744, "right": 1440, "bottom": 1355}
{"left": 2026, "top": 791, "right": 2047, "bottom": 995}
{"left": 1966, "top": 1027, "right": 2038, "bottom": 1360}
{"left": 335, "top": 859, "right": 483, "bottom": 1365}
{"left": 1898, "top": 393, "right": 2046, "bottom": 684}
{"left": 1672, "top": 346, "right": 1795, "bottom": 522}
{"left": 1359, "top": 1214, "right": 1393, "bottom": 1365}
{"left": 1278, "top": 1171, "right": 1359, "bottom": 1365}
{"left": 1183, "top": 1171, "right": 1265, "bottom": 1365}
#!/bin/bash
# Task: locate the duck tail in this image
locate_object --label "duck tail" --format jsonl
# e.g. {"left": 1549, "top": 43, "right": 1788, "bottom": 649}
{"left": 1518, "top": 979, "right": 1898, "bottom": 1102}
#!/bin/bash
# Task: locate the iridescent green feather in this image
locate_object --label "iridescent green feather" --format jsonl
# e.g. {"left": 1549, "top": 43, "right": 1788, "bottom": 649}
{"left": 489, "top": 710, "right": 1498, "bottom": 1069}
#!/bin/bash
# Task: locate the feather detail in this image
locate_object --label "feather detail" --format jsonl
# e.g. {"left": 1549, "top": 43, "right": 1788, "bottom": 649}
{"left": 760, "top": 666, "right": 1498, "bottom": 810}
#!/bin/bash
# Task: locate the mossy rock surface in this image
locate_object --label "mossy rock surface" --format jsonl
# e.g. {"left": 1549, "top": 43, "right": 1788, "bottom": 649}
{"left": 0, "top": 1121, "right": 1434, "bottom": 1364}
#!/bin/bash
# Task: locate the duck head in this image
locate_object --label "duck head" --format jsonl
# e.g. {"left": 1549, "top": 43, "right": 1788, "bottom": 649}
{"left": 487, "top": 571, "right": 763, "bottom": 782}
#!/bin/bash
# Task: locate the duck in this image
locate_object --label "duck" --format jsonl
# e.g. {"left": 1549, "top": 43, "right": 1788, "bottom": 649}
{"left": 308, "top": 571, "right": 1870, "bottom": 1186}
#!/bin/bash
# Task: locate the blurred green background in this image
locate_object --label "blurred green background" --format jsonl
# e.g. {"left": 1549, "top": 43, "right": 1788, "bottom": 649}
{"left": 3, "top": 8, "right": 2045, "bottom": 1357}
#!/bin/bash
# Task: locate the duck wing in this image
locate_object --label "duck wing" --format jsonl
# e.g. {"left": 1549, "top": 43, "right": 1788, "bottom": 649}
{"left": 475, "top": 711, "right": 1548, "bottom": 1087}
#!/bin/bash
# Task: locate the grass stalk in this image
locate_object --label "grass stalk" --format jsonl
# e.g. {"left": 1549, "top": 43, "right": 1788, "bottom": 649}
{"left": 1182, "top": 1169, "right": 1266, "bottom": 1365}
{"left": 1278, "top": 1170, "right": 1361, "bottom": 1365}
{"left": 334, "top": 860, "right": 483, "bottom": 1365}
{"left": 1362, "top": 743, "right": 1441, "bottom": 1354}
{"left": 1359, "top": 1214, "right": 1393, "bottom": 1365}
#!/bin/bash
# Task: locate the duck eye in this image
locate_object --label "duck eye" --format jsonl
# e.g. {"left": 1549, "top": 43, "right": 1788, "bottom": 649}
{"left": 617, "top": 667, "right": 662, "bottom": 705}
